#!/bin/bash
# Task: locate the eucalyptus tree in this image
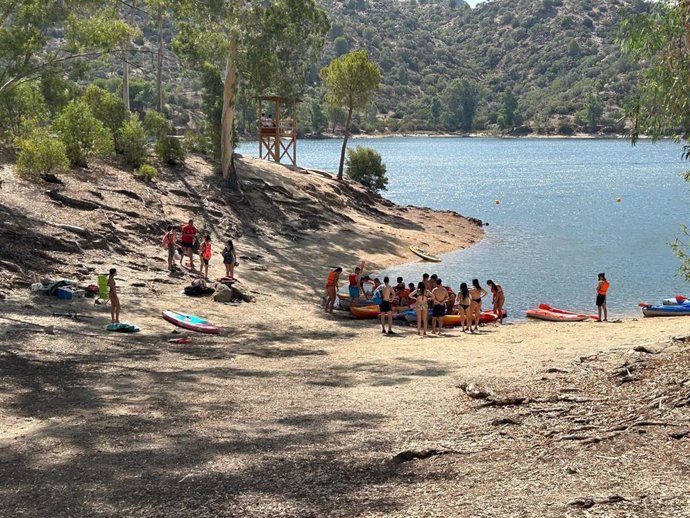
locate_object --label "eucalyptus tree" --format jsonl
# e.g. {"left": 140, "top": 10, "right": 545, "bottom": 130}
{"left": 173, "top": 0, "right": 329, "bottom": 190}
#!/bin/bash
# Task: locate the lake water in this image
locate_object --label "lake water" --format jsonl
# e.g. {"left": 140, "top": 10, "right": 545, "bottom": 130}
{"left": 237, "top": 137, "right": 689, "bottom": 319}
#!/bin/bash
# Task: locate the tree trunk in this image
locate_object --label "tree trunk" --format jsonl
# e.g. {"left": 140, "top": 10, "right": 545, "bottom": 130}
{"left": 221, "top": 33, "right": 239, "bottom": 190}
{"left": 337, "top": 106, "right": 353, "bottom": 180}
{"left": 155, "top": 6, "right": 164, "bottom": 112}
{"left": 122, "top": 1, "right": 135, "bottom": 111}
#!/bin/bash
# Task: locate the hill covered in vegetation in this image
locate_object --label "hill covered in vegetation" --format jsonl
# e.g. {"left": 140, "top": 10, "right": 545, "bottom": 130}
{"left": 307, "top": 0, "right": 643, "bottom": 135}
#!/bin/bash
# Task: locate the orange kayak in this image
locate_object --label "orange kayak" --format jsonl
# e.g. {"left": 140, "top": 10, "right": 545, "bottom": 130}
{"left": 351, "top": 305, "right": 381, "bottom": 319}
{"left": 443, "top": 309, "right": 507, "bottom": 326}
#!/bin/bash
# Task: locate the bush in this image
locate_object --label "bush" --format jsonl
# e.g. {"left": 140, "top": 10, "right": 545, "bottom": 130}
{"left": 345, "top": 146, "right": 388, "bottom": 192}
{"left": 134, "top": 163, "right": 157, "bottom": 181}
{"left": 55, "top": 100, "right": 114, "bottom": 167}
{"left": 119, "top": 115, "right": 148, "bottom": 166}
{"left": 82, "top": 85, "right": 129, "bottom": 140}
{"left": 0, "top": 81, "right": 49, "bottom": 141}
{"left": 15, "top": 128, "right": 69, "bottom": 179}
{"left": 183, "top": 130, "right": 210, "bottom": 154}
{"left": 144, "top": 110, "right": 185, "bottom": 164}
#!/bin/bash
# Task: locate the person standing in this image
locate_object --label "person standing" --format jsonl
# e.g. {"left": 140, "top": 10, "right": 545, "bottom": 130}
{"left": 410, "top": 282, "right": 433, "bottom": 336}
{"left": 487, "top": 280, "right": 505, "bottom": 324}
{"left": 108, "top": 268, "right": 121, "bottom": 324}
{"left": 431, "top": 278, "right": 449, "bottom": 335}
{"left": 457, "top": 282, "right": 472, "bottom": 333}
{"left": 469, "top": 279, "right": 488, "bottom": 332}
{"left": 181, "top": 219, "right": 197, "bottom": 269}
{"left": 348, "top": 264, "right": 364, "bottom": 302}
{"left": 200, "top": 235, "right": 212, "bottom": 280}
{"left": 596, "top": 273, "right": 609, "bottom": 322}
{"left": 222, "top": 239, "right": 236, "bottom": 279}
{"left": 325, "top": 267, "right": 342, "bottom": 313}
{"left": 378, "top": 277, "right": 395, "bottom": 334}
{"left": 162, "top": 225, "right": 177, "bottom": 271}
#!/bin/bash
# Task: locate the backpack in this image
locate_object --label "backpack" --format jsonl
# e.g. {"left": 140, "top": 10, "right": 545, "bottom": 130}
{"left": 222, "top": 246, "right": 234, "bottom": 263}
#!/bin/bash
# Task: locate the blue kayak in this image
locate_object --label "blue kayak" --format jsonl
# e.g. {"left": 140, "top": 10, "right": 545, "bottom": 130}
{"left": 642, "top": 303, "right": 690, "bottom": 317}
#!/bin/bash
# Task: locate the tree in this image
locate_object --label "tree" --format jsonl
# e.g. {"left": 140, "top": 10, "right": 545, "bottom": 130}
{"left": 498, "top": 88, "right": 519, "bottom": 130}
{"left": 430, "top": 96, "right": 442, "bottom": 126}
{"left": 82, "top": 84, "right": 129, "bottom": 147}
{"left": 346, "top": 146, "right": 388, "bottom": 192}
{"left": 119, "top": 114, "right": 148, "bottom": 166}
{"left": 173, "top": 0, "right": 329, "bottom": 189}
{"left": 309, "top": 99, "right": 328, "bottom": 134}
{"left": 55, "top": 100, "right": 114, "bottom": 167}
{"left": 620, "top": 0, "right": 690, "bottom": 279}
{"left": 443, "top": 78, "right": 482, "bottom": 132}
{"left": 321, "top": 50, "right": 381, "bottom": 179}
{"left": 0, "top": 81, "right": 48, "bottom": 140}
{"left": 0, "top": 1, "right": 130, "bottom": 97}
{"left": 582, "top": 93, "right": 603, "bottom": 133}
{"left": 334, "top": 36, "right": 349, "bottom": 56}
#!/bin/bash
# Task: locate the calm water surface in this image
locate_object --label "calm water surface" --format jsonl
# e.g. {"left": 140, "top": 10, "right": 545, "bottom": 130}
{"left": 237, "top": 137, "right": 689, "bottom": 318}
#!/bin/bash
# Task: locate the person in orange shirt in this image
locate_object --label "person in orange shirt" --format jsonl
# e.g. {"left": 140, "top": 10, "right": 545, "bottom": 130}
{"left": 596, "top": 272, "right": 610, "bottom": 322}
{"left": 200, "top": 235, "right": 212, "bottom": 280}
{"left": 325, "top": 267, "right": 342, "bottom": 313}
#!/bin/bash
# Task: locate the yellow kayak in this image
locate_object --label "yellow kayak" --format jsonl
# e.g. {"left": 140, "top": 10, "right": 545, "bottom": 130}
{"left": 409, "top": 246, "right": 441, "bottom": 263}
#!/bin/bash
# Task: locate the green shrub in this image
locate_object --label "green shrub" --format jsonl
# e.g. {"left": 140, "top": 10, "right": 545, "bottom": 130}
{"left": 135, "top": 163, "right": 157, "bottom": 181}
{"left": 345, "top": 146, "right": 388, "bottom": 192}
{"left": 183, "top": 130, "right": 210, "bottom": 154}
{"left": 0, "top": 81, "right": 49, "bottom": 141}
{"left": 144, "top": 110, "right": 185, "bottom": 164}
{"left": 82, "top": 85, "right": 128, "bottom": 140}
{"left": 119, "top": 115, "right": 148, "bottom": 166}
{"left": 55, "top": 100, "right": 114, "bottom": 167}
{"left": 15, "top": 128, "right": 69, "bottom": 179}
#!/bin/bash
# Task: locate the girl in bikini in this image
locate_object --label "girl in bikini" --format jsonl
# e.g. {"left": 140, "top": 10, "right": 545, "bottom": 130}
{"left": 410, "top": 281, "right": 433, "bottom": 336}
{"left": 487, "top": 280, "right": 505, "bottom": 324}
{"left": 469, "top": 279, "right": 488, "bottom": 332}
{"left": 457, "top": 282, "right": 472, "bottom": 333}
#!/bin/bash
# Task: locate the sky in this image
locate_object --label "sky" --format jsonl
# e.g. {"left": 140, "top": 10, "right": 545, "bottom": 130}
{"left": 466, "top": 0, "right": 485, "bottom": 6}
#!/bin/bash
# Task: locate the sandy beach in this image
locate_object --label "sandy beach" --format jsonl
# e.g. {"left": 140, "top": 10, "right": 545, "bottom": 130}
{"left": 1, "top": 154, "right": 689, "bottom": 517}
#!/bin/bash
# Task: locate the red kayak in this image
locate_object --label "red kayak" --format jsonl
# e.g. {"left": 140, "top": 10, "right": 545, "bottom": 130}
{"left": 443, "top": 309, "right": 507, "bottom": 326}
{"left": 526, "top": 304, "right": 595, "bottom": 322}
{"left": 162, "top": 310, "right": 220, "bottom": 334}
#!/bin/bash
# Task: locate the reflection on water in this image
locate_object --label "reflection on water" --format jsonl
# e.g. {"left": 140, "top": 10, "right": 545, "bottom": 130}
{"left": 237, "top": 137, "right": 689, "bottom": 318}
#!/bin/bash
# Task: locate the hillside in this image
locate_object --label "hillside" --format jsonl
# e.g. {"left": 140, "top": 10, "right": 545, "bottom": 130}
{"left": 0, "top": 154, "right": 481, "bottom": 292}
{"left": 71, "top": 0, "right": 644, "bottom": 137}
{"left": 312, "top": 0, "right": 642, "bottom": 134}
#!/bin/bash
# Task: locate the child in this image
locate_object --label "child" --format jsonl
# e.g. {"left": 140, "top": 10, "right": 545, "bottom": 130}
{"left": 163, "top": 225, "right": 177, "bottom": 271}
{"left": 200, "top": 235, "right": 212, "bottom": 279}
{"left": 222, "top": 239, "right": 236, "bottom": 279}
{"left": 108, "top": 268, "right": 121, "bottom": 323}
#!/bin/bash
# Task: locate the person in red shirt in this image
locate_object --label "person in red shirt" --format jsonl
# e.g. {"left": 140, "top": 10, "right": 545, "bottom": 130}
{"left": 181, "top": 219, "right": 197, "bottom": 269}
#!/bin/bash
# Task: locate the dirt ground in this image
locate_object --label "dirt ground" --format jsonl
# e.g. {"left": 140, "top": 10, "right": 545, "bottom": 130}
{"left": 1, "top": 155, "right": 689, "bottom": 517}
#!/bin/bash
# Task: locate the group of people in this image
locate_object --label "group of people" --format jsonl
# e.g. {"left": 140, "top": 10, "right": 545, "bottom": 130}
{"left": 325, "top": 263, "right": 505, "bottom": 336}
{"left": 162, "top": 219, "right": 238, "bottom": 280}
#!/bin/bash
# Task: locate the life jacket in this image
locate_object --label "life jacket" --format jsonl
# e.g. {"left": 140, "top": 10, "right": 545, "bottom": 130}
{"left": 162, "top": 232, "right": 171, "bottom": 248}
{"left": 326, "top": 271, "right": 338, "bottom": 286}
{"left": 201, "top": 242, "right": 212, "bottom": 259}
{"left": 598, "top": 281, "right": 610, "bottom": 295}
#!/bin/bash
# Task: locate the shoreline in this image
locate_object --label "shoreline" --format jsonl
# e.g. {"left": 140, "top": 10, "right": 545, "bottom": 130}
{"left": 238, "top": 133, "right": 676, "bottom": 143}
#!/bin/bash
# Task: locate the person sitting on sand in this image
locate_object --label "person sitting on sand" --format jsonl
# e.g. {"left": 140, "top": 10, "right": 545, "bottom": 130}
{"left": 379, "top": 277, "right": 395, "bottom": 335}
{"left": 325, "top": 267, "right": 342, "bottom": 313}
{"left": 469, "top": 279, "right": 488, "bottom": 332}
{"left": 222, "top": 239, "right": 236, "bottom": 279}
{"left": 181, "top": 219, "right": 197, "bottom": 269}
{"left": 410, "top": 282, "right": 433, "bottom": 336}
{"left": 596, "top": 273, "right": 609, "bottom": 322}
{"left": 108, "top": 268, "right": 121, "bottom": 324}
{"left": 487, "top": 280, "right": 505, "bottom": 324}
{"left": 163, "top": 225, "right": 177, "bottom": 271}
{"left": 348, "top": 266, "right": 363, "bottom": 301}
{"left": 200, "top": 235, "right": 212, "bottom": 280}
{"left": 431, "top": 278, "right": 449, "bottom": 335}
{"left": 456, "top": 282, "right": 472, "bottom": 333}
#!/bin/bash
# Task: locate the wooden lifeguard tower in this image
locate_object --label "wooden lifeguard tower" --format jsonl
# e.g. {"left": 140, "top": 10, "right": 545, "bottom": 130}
{"left": 258, "top": 96, "right": 297, "bottom": 166}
